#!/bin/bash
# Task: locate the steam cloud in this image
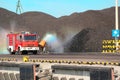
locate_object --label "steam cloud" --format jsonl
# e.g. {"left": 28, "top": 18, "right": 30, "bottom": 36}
{"left": 43, "top": 33, "right": 64, "bottom": 53}
{"left": 0, "top": 20, "right": 17, "bottom": 54}
{"left": 0, "top": 27, "right": 9, "bottom": 54}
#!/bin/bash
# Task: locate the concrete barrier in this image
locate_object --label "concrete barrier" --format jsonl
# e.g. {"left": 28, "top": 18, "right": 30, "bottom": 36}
{"left": 61, "top": 77, "right": 67, "bottom": 80}
{"left": 0, "top": 62, "right": 40, "bottom": 80}
{"left": 9, "top": 73, "right": 16, "bottom": 80}
{"left": 16, "top": 74, "right": 20, "bottom": 80}
{"left": 0, "top": 72, "right": 5, "bottom": 80}
{"left": 53, "top": 77, "right": 59, "bottom": 80}
{"left": 69, "top": 78, "right": 75, "bottom": 80}
{"left": 52, "top": 65, "right": 114, "bottom": 80}
{"left": 3, "top": 73, "right": 11, "bottom": 80}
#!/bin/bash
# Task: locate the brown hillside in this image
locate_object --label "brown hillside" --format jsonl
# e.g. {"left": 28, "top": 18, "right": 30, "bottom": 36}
{"left": 0, "top": 7, "right": 119, "bottom": 52}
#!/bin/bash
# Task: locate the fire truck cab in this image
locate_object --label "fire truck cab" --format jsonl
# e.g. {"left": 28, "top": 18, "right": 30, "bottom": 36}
{"left": 7, "top": 31, "right": 39, "bottom": 54}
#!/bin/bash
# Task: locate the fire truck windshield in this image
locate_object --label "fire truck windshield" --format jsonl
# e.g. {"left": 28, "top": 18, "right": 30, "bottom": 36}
{"left": 24, "top": 35, "right": 36, "bottom": 40}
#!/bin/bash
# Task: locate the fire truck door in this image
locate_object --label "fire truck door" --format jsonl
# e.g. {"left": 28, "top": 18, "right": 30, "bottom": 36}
{"left": 12, "top": 36, "right": 15, "bottom": 51}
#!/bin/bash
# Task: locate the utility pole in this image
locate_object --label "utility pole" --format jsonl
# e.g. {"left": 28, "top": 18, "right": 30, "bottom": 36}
{"left": 115, "top": 0, "right": 119, "bottom": 51}
{"left": 115, "top": 0, "right": 119, "bottom": 30}
{"left": 16, "top": 0, "right": 23, "bottom": 14}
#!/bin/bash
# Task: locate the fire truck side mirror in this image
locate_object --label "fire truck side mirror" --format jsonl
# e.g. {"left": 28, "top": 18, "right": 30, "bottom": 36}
{"left": 20, "top": 35, "right": 22, "bottom": 40}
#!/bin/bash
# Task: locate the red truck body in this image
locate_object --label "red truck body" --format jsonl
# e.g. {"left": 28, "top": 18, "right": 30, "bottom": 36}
{"left": 7, "top": 32, "right": 39, "bottom": 54}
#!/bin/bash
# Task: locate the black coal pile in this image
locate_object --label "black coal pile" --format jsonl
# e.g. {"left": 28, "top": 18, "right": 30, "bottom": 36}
{"left": 64, "top": 26, "right": 115, "bottom": 52}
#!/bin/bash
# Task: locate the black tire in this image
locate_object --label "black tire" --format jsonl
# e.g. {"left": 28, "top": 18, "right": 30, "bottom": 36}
{"left": 11, "top": 52, "right": 15, "bottom": 55}
{"left": 33, "top": 51, "right": 37, "bottom": 55}
{"left": 22, "top": 51, "right": 28, "bottom": 55}
{"left": 18, "top": 47, "right": 22, "bottom": 55}
{"left": 18, "top": 50, "right": 28, "bottom": 55}
{"left": 9, "top": 48, "right": 15, "bottom": 55}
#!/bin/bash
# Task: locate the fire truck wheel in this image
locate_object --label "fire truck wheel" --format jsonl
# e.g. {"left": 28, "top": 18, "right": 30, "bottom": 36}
{"left": 11, "top": 52, "right": 15, "bottom": 55}
{"left": 18, "top": 47, "right": 23, "bottom": 55}
{"left": 33, "top": 51, "right": 37, "bottom": 55}
{"left": 19, "top": 51, "right": 27, "bottom": 55}
{"left": 9, "top": 48, "right": 15, "bottom": 55}
{"left": 22, "top": 51, "right": 28, "bottom": 55}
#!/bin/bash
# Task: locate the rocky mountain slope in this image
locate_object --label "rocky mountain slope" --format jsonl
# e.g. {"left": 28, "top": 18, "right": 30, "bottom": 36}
{"left": 0, "top": 7, "right": 119, "bottom": 52}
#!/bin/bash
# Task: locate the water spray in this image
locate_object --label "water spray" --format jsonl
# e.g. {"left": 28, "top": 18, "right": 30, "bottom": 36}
{"left": 41, "top": 33, "right": 64, "bottom": 53}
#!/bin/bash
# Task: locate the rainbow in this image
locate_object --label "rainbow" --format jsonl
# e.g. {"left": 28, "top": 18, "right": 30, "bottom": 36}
{"left": 43, "top": 33, "right": 57, "bottom": 45}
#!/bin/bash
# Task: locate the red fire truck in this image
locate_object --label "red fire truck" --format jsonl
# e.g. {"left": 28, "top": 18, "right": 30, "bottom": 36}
{"left": 7, "top": 31, "right": 39, "bottom": 54}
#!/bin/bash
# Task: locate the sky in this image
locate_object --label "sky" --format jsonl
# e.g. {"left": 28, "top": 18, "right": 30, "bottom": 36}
{"left": 0, "top": 0, "right": 120, "bottom": 17}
